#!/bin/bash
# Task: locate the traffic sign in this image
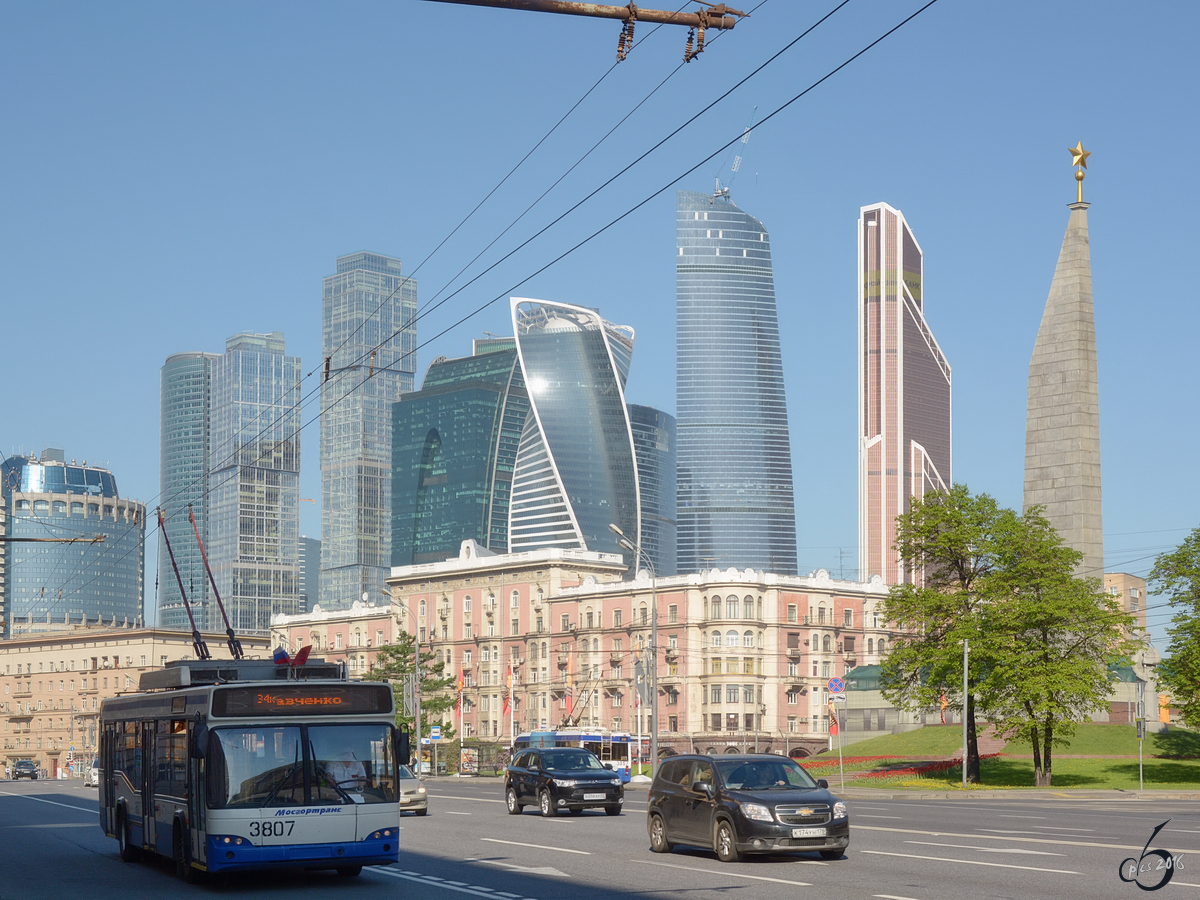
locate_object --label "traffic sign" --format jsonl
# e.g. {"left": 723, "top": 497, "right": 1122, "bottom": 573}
{"left": 828, "top": 677, "right": 845, "bottom": 694}
{"left": 429, "top": 725, "right": 442, "bottom": 741}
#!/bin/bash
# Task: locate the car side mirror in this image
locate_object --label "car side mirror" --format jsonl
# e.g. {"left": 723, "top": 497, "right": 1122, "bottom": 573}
{"left": 817, "top": 778, "right": 829, "bottom": 789}
{"left": 693, "top": 781, "right": 714, "bottom": 797}
{"left": 603, "top": 763, "right": 614, "bottom": 770}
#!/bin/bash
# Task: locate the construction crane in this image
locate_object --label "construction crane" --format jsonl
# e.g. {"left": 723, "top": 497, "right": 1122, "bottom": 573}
{"left": 714, "top": 105, "right": 756, "bottom": 200}
{"left": 425, "top": 1, "right": 748, "bottom": 62}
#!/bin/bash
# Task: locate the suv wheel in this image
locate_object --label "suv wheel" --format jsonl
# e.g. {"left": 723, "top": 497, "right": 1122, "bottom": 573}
{"left": 648, "top": 814, "right": 673, "bottom": 853}
{"left": 714, "top": 820, "right": 741, "bottom": 863}
{"left": 539, "top": 789, "right": 555, "bottom": 817}
{"left": 506, "top": 787, "right": 522, "bottom": 815}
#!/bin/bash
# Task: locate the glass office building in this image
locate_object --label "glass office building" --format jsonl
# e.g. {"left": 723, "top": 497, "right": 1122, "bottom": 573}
{"left": 628, "top": 404, "right": 677, "bottom": 577}
{"left": 320, "top": 252, "right": 417, "bottom": 609}
{"left": 676, "top": 190, "right": 798, "bottom": 575}
{"left": 208, "top": 332, "right": 303, "bottom": 633}
{"left": 392, "top": 346, "right": 529, "bottom": 566}
{"left": 858, "top": 203, "right": 951, "bottom": 584}
{"left": 509, "top": 298, "right": 639, "bottom": 564}
{"left": 0, "top": 450, "right": 146, "bottom": 637}
{"left": 159, "top": 351, "right": 218, "bottom": 630}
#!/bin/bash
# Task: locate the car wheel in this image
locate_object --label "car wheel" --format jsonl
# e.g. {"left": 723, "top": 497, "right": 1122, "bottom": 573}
{"left": 648, "top": 814, "right": 673, "bottom": 853}
{"left": 714, "top": 820, "right": 741, "bottom": 863}
{"left": 605, "top": 805, "right": 621, "bottom": 817}
{"left": 506, "top": 787, "right": 522, "bottom": 815}
{"left": 336, "top": 865, "right": 363, "bottom": 877}
{"left": 117, "top": 811, "right": 139, "bottom": 863}
{"left": 414, "top": 807, "right": 428, "bottom": 817}
{"left": 819, "top": 847, "right": 845, "bottom": 860}
{"left": 539, "top": 789, "right": 555, "bottom": 817}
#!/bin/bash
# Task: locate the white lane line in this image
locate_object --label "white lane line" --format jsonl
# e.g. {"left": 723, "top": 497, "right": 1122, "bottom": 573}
{"left": 444, "top": 811, "right": 473, "bottom": 816}
{"left": 0, "top": 822, "right": 95, "bottom": 829}
{"left": 857, "top": 815, "right": 902, "bottom": 819}
{"left": 979, "top": 828, "right": 1113, "bottom": 840}
{"left": 854, "top": 805, "right": 893, "bottom": 810}
{"left": 369, "top": 868, "right": 534, "bottom": 900}
{"left": 1169, "top": 882, "right": 1200, "bottom": 888}
{"left": 427, "top": 794, "right": 505, "bottom": 804}
{"left": 997, "top": 814, "right": 1047, "bottom": 819}
{"left": 874, "top": 895, "right": 924, "bottom": 900}
{"left": 855, "top": 824, "right": 1177, "bottom": 853}
{"left": 0, "top": 791, "right": 95, "bottom": 814}
{"left": 631, "top": 858, "right": 811, "bottom": 886}
{"left": 467, "top": 859, "right": 571, "bottom": 877}
{"left": 861, "top": 850, "right": 1078, "bottom": 875}
{"left": 481, "top": 838, "right": 591, "bottom": 855}
{"left": 904, "top": 841, "right": 1063, "bottom": 856}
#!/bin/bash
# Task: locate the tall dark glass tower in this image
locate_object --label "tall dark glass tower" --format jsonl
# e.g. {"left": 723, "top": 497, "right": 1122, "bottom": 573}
{"left": 628, "top": 404, "right": 677, "bottom": 577}
{"left": 392, "top": 346, "right": 529, "bottom": 566}
{"left": 676, "top": 190, "right": 797, "bottom": 575}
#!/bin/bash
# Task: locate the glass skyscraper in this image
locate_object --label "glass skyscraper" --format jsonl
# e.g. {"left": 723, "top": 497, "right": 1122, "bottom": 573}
{"left": 159, "top": 351, "right": 218, "bottom": 630}
{"left": 320, "top": 252, "right": 417, "bottom": 608}
{"left": 675, "top": 190, "right": 798, "bottom": 575}
{"left": 509, "top": 298, "right": 639, "bottom": 563}
{"left": 0, "top": 450, "right": 146, "bottom": 637}
{"left": 858, "top": 203, "right": 951, "bottom": 585}
{"left": 628, "top": 404, "right": 677, "bottom": 577}
{"left": 208, "top": 332, "right": 303, "bottom": 633}
{"left": 392, "top": 345, "right": 529, "bottom": 566}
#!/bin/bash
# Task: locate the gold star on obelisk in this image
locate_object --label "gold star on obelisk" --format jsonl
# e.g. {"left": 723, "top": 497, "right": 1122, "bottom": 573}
{"left": 1069, "top": 141, "right": 1090, "bottom": 169}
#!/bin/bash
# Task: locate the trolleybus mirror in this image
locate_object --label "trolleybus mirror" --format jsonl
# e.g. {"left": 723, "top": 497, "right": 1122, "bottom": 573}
{"left": 395, "top": 729, "right": 411, "bottom": 767}
{"left": 189, "top": 712, "right": 209, "bottom": 760}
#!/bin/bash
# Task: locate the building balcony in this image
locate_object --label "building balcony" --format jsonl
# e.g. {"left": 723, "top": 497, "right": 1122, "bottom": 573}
{"left": 786, "top": 647, "right": 801, "bottom": 659}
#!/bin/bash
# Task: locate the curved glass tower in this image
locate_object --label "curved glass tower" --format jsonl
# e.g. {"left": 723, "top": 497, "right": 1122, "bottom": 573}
{"left": 509, "top": 298, "right": 639, "bottom": 563}
{"left": 676, "top": 190, "right": 798, "bottom": 575}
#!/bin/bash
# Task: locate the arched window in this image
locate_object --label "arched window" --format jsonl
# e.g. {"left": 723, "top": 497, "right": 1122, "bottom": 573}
{"left": 592, "top": 638, "right": 600, "bottom": 652}
{"left": 757, "top": 598, "right": 763, "bottom": 619}
{"left": 822, "top": 635, "right": 831, "bottom": 652}
{"left": 419, "top": 599, "right": 427, "bottom": 616}
{"left": 487, "top": 593, "right": 496, "bottom": 610}
{"left": 743, "top": 597, "right": 754, "bottom": 619}
{"left": 711, "top": 598, "right": 721, "bottom": 619}
{"left": 725, "top": 629, "right": 739, "bottom": 648}
{"left": 711, "top": 631, "right": 722, "bottom": 648}
{"left": 726, "top": 596, "right": 739, "bottom": 618}
{"left": 878, "top": 639, "right": 886, "bottom": 655}
{"left": 818, "top": 604, "right": 827, "bottom": 624}
{"left": 742, "top": 630, "right": 754, "bottom": 648}
{"left": 811, "top": 633, "right": 818, "bottom": 651}
{"left": 757, "top": 631, "right": 764, "bottom": 648}
{"left": 867, "top": 638, "right": 874, "bottom": 654}
{"left": 511, "top": 590, "right": 520, "bottom": 608}
{"left": 541, "top": 642, "right": 549, "bottom": 659}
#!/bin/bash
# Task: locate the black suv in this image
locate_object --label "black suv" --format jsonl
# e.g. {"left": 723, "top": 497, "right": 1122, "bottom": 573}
{"left": 12, "top": 760, "right": 39, "bottom": 780}
{"left": 646, "top": 753, "right": 849, "bottom": 862}
{"left": 505, "top": 747, "right": 624, "bottom": 816}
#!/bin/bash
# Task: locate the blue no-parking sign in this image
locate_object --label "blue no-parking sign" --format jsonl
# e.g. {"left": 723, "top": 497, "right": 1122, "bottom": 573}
{"left": 828, "top": 677, "right": 845, "bottom": 694}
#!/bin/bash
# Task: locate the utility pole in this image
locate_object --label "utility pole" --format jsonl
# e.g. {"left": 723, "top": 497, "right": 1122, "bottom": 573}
{"left": 962, "top": 640, "right": 969, "bottom": 789}
{"left": 610, "top": 522, "right": 657, "bottom": 777}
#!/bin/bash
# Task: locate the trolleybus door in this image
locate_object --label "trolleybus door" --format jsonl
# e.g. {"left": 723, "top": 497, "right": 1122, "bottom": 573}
{"left": 141, "top": 721, "right": 157, "bottom": 852}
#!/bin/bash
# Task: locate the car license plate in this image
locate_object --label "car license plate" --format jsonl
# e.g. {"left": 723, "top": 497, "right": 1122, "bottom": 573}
{"left": 792, "top": 827, "right": 826, "bottom": 838}
{"left": 583, "top": 793, "right": 606, "bottom": 800}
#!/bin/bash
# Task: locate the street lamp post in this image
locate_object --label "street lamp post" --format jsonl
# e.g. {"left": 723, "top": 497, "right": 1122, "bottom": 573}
{"left": 609, "top": 522, "right": 656, "bottom": 778}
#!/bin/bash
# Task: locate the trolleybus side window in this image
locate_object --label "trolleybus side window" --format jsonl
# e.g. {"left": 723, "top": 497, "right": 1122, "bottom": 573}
{"left": 115, "top": 721, "right": 140, "bottom": 787}
{"left": 154, "top": 719, "right": 187, "bottom": 798}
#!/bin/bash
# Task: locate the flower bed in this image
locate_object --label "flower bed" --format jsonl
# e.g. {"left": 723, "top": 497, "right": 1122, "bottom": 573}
{"left": 855, "top": 752, "right": 1003, "bottom": 780}
{"left": 800, "top": 756, "right": 905, "bottom": 770}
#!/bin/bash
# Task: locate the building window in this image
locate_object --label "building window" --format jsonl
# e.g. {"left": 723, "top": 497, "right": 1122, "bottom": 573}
{"left": 787, "top": 690, "right": 799, "bottom": 705}
{"left": 711, "top": 659, "right": 721, "bottom": 675}
{"left": 844, "top": 609, "right": 853, "bottom": 627}
{"left": 743, "top": 658, "right": 753, "bottom": 675}
{"left": 844, "top": 637, "right": 855, "bottom": 652}
{"left": 668, "top": 662, "right": 678, "bottom": 676}
{"left": 867, "top": 638, "right": 874, "bottom": 653}
{"left": 822, "top": 635, "right": 832, "bottom": 652}
{"left": 726, "top": 685, "right": 739, "bottom": 704}
{"left": 726, "top": 597, "right": 739, "bottom": 618}
{"left": 712, "top": 713, "right": 722, "bottom": 731}
{"left": 787, "top": 604, "right": 797, "bottom": 623}
{"left": 613, "top": 609, "right": 623, "bottom": 627}
{"left": 511, "top": 590, "right": 520, "bottom": 608}
{"left": 787, "top": 661, "right": 798, "bottom": 677}
{"left": 743, "top": 597, "right": 754, "bottom": 619}
{"left": 742, "top": 630, "right": 754, "bottom": 648}
{"left": 562, "top": 614, "right": 570, "bottom": 632}
{"left": 640, "top": 606, "right": 649, "bottom": 625}
{"left": 668, "top": 605, "right": 678, "bottom": 624}
{"left": 822, "top": 661, "right": 831, "bottom": 678}
{"left": 586, "top": 611, "right": 594, "bottom": 628}
{"left": 787, "top": 716, "right": 798, "bottom": 732}
{"left": 711, "top": 685, "right": 721, "bottom": 704}
{"left": 725, "top": 630, "right": 739, "bottom": 648}
{"left": 335, "top": 633, "right": 343, "bottom": 650}
{"left": 668, "top": 715, "right": 678, "bottom": 731}
{"left": 464, "top": 596, "right": 472, "bottom": 613}
{"left": 441, "top": 624, "right": 448, "bottom": 639}
{"left": 512, "top": 619, "right": 520, "bottom": 636}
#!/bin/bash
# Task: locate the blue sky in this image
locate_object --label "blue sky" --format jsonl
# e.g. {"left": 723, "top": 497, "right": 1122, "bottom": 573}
{"left": 2, "top": 1, "right": 1197, "bottom": 645}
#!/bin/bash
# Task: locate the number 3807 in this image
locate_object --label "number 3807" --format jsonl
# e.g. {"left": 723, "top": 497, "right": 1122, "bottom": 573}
{"left": 248, "top": 820, "right": 294, "bottom": 837}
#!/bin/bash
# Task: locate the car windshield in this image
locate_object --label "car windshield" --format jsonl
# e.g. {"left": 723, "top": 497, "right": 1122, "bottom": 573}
{"left": 207, "top": 724, "right": 396, "bottom": 808}
{"left": 398, "top": 764, "right": 416, "bottom": 779}
{"left": 542, "top": 750, "right": 604, "bottom": 771}
{"left": 715, "top": 758, "right": 819, "bottom": 791}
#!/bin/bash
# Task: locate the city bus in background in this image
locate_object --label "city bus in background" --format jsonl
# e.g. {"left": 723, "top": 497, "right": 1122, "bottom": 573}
{"left": 511, "top": 730, "right": 636, "bottom": 781}
{"left": 98, "top": 657, "right": 406, "bottom": 881}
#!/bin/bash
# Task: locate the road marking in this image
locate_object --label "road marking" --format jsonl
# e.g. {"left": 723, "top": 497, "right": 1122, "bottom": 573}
{"left": 854, "top": 805, "right": 893, "bottom": 810}
{"left": 0, "top": 791, "right": 95, "bottom": 814}
{"left": 1169, "top": 882, "right": 1200, "bottom": 888}
{"left": 857, "top": 815, "right": 902, "bottom": 819}
{"left": 904, "top": 841, "right": 1063, "bottom": 856}
{"left": 997, "top": 814, "right": 1047, "bottom": 819}
{"left": 874, "top": 895, "right": 924, "bottom": 900}
{"left": 370, "top": 867, "right": 534, "bottom": 900}
{"left": 861, "top": 850, "right": 1078, "bottom": 875}
{"left": 468, "top": 858, "right": 571, "bottom": 877}
{"left": 855, "top": 824, "right": 1188, "bottom": 854}
{"left": 444, "top": 811, "right": 473, "bottom": 816}
{"left": 427, "top": 793, "right": 505, "bottom": 804}
{"left": 0, "top": 822, "right": 96, "bottom": 829}
{"left": 979, "top": 828, "right": 1113, "bottom": 840}
{"left": 631, "top": 858, "right": 812, "bottom": 886}
{"left": 481, "top": 838, "right": 591, "bottom": 855}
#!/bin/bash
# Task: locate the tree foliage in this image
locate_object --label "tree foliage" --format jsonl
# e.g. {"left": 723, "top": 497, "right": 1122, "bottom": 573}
{"left": 367, "top": 630, "right": 458, "bottom": 741}
{"left": 1149, "top": 526, "right": 1200, "bottom": 728}
{"left": 880, "top": 485, "right": 1134, "bottom": 787}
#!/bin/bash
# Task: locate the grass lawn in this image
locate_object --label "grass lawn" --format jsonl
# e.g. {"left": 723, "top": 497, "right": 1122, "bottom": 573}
{"left": 1002, "top": 722, "right": 1200, "bottom": 758}
{"left": 862, "top": 755, "right": 1200, "bottom": 790}
{"left": 811, "top": 725, "right": 967, "bottom": 759}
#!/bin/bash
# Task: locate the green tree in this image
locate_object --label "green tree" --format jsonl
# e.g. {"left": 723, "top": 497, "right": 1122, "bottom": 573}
{"left": 1149, "top": 526, "right": 1200, "bottom": 728}
{"left": 880, "top": 484, "right": 1005, "bottom": 783}
{"left": 367, "top": 631, "right": 457, "bottom": 742}
{"left": 982, "top": 508, "right": 1134, "bottom": 787}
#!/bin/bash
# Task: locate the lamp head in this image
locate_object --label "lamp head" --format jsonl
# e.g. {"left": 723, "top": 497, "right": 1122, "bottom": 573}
{"left": 617, "top": 537, "right": 636, "bottom": 553}
{"left": 607, "top": 522, "right": 625, "bottom": 537}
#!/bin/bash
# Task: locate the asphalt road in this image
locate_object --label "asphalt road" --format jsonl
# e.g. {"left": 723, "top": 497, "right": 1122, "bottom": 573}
{"left": 1, "top": 778, "right": 1198, "bottom": 899}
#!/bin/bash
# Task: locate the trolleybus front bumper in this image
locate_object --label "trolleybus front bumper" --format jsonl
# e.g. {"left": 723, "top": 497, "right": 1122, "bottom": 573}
{"left": 205, "top": 830, "right": 398, "bottom": 872}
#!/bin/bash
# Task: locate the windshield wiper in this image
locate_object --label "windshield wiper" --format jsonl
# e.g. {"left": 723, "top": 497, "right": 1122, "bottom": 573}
{"left": 261, "top": 742, "right": 301, "bottom": 808}
{"left": 310, "top": 739, "right": 354, "bottom": 804}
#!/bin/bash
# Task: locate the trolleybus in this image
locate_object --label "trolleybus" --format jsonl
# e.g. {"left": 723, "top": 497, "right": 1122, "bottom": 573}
{"left": 99, "top": 657, "right": 406, "bottom": 880}
{"left": 512, "top": 730, "right": 636, "bottom": 781}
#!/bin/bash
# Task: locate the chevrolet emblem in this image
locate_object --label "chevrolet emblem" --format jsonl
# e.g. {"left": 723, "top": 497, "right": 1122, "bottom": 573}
{"left": 798, "top": 807, "right": 814, "bottom": 816}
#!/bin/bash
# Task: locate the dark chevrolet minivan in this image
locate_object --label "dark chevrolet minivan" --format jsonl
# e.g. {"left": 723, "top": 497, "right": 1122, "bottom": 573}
{"left": 646, "top": 754, "right": 849, "bottom": 862}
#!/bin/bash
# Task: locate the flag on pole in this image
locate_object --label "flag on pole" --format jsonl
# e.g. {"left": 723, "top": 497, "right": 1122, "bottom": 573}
{"left": 828, "top": 698, "right": 839, "bottom": 736}
{"left": 273, "top": 646, "right": 291, "bottom": 666}
{"left": 565, "top": 649, "right": 574, "bottom": 718}
{"left": 456, "top": 672, "right": 464, "bottom": 719}
{"left": 939, "top": 692, "right": 948, "bottom": 725}
{"left": 503, "top": 658, "right": 512, "bottom": 715}
{"left": 292, "top": 645, "right": 312, "bottom": 667}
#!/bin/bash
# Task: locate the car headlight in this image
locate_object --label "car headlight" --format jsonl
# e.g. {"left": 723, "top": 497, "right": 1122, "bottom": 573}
{"left": 741, "top": 802, "right": 774, "bottom": 822}
{"left": 832, "top": 801, "right": 847, "bottom": 820}
{"left": 553, "top": 779, "right": 578, "bottom": 787}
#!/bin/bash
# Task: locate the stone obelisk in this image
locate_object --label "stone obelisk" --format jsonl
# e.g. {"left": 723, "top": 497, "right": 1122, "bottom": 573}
{"left": 1023, "top": 142, "right": 1103, "bottom": 579}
